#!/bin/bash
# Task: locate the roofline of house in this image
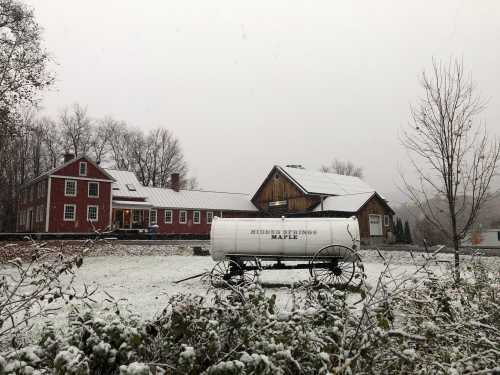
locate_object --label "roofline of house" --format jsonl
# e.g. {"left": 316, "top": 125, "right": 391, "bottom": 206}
{"left": 21, "top": 155, "right": 115, "bottom": 188}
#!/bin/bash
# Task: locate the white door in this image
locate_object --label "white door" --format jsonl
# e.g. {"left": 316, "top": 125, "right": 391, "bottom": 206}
{"left": 369, "top": 215, "right": 383, "bottom": 236}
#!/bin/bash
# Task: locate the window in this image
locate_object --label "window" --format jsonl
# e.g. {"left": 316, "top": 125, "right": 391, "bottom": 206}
{"left": 39, "top": 205, "right": 45, "bottom": 223}
{"left": 64, "top": 204, "right": 76, "bottom": 221}
{"left": 88, "top": 182, "right": 99, "bottom": 197}
{"left": 126, "top": 184, "right": 136, "bottom": 191}
{"left": 79, "top": 162, "right": 87, "bottom": 176}
{"left": 369, "top": 214, "right": 383, "bottom": 236}
{"left": 28, "top": 186, "right": 33, "bottom": 202}
{"left": 179, "top": 210, "right": 187, "bottom": 224}
{"left": 384, "top": 215, "right": 390, "bottom": 227}
{"left": 150, "top": 209, "right": 157, "bottom": 225}
{"left": 193, "top": 210, "right": 200, "bottom": 224}
{"left": 207, "top": 211, "right": 213, "bottom": 224}
{"left": 65, "top": 180, "right": 77, "bottom": 196}
{"left": 164, "top": 210, "right": 172, "bottom": 224}
{"left": 133, "top": 210, "right": 140, "bottom": 223}
{"left": 87, "top": 205, "right": 98, "bottom": 222}
{"left": 498, "top": 231, "right": 500, "bottom": 242}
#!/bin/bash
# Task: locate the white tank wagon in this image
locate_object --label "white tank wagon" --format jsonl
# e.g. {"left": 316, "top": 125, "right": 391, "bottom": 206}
{"left": 209, "top": 217, "right": 364, "bottom": 289}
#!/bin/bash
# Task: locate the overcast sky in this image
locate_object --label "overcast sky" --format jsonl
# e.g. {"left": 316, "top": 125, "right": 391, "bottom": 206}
{"left": 25, "top": 1, "right": 500, "bottom": 205}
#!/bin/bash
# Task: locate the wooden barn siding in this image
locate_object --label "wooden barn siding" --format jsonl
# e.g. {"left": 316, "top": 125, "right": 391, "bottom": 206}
{"left": 253, "top": 171, "right": 318, "bottom": 213}
{"left": 17, "top": 178, "right": 49, "bottom": 232}
{"left": 48, "top": 178, "right": 112, "bottom": 233}
{"left": 357, "top": 196, "right": 394, "bottom": 240}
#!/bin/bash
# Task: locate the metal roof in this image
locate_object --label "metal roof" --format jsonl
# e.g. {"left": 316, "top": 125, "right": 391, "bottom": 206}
{"left": 112, "top": 200, "right": 153, "bottom": 209}
{"left": 143, "top": 187, "right": 258, "bottom": 211}
{"left": 105, "top": 169, "right": 148, "bottom": 199}
{"left": 312, "top": 192, "right": 375, "bottom": 212}
{"left": 278, "top": 166, "right": 375, "bottom": 196}
{"left": 106, "top": 168, "right": 257, "bottom": 211}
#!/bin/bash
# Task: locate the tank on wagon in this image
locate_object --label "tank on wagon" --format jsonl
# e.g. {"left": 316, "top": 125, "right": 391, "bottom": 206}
{"left": 209, "top": 217, "right": 363, "bottom": 288}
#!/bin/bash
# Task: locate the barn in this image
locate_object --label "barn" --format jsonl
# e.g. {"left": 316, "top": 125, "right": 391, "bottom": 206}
{"left": 251, "top": 165, "right": 395, "bottom": 245}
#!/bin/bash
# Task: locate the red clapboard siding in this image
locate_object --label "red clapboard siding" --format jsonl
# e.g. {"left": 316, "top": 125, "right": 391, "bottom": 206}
{"left": 48, "top": 178, "right": 112, "bottom": 232}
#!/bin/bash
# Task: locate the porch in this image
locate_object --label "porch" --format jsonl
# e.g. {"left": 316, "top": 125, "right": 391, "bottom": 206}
{"left": 112, "top": 200, "right": 153, "bottom": 230}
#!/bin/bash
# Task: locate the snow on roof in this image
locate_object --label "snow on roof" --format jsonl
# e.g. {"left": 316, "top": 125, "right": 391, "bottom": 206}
{"left": 313, "top": 192, "right": 375, "bottom": 212}
{"left": 279, "top": 166, "right": 374, "bottom": 196}
{"left": 105, "top": 169, "right": 148, "bottom": 199}
{"left": 143, "top": 187, "right": 258, "bottom": 211}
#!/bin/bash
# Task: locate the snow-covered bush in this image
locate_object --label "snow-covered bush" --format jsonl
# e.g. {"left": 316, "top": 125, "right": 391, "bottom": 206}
{"left": 0, "top": 238, "right": 97, "bottom": 350}
{"left": 0, "top": 250, "right": 498, "bottom": 374}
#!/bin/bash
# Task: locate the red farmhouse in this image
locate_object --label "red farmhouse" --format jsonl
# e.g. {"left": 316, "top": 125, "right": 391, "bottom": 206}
{"left": 16, "top": 155, "right": 258, "bottom": 234}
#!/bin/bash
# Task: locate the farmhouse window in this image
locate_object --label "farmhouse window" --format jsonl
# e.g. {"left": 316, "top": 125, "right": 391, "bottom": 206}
{"left": 193, "top": 211, "right": 200, "bottom": 224}
{"left": 133, "top": 210, "right": 141, "bottom": 223}
{"left": 40, "top": 205, "right": 45, "bottom": 223}
{"left": 179, "top": 210, "right": 187, "bottom": 224}
{"left": 384, "top": 215, "right": 389, "bottom": 227}
{"left": 207, "top": 211, "right": 213, "bottom": 224}
{"left": 28, "top": 186, "right": 33, "bottom": 202}
{"left": 164, "top": 210, "right": 172, "bottom": 224}
{"left": 87, "top": 205, "right": 98, "bottom": 222}
{"left": 79, "top": 162, "right": 87, "bottom": 176}
{"left": 63, "top": 204, "right": 76, "bottom": 221}
{"left": 88, "top": 182, "right": 99, "bottom": 197}
{"left": 65, "top": 180, "right": 77, "bottom": 196}
{"left": 498, "top": 231, "right": 500, "bottom": 241}
{"left": 150, "top": 209, "right": 157, "bottom": 225}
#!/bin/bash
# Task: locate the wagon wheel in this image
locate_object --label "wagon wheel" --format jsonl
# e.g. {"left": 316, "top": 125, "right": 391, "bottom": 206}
{"left": 210, "top": 260, "right": 255, "bottom": 288}
{"left": 309, "top": 245, "right": 357, "bottom": 289}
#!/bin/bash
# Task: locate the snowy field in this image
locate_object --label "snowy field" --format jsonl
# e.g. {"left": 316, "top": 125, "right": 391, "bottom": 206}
{"left": 3, "top": 245, "right": 498, "bottom": 334}
{"left": 56, "top": 249, "right": 475, "bottom": 320}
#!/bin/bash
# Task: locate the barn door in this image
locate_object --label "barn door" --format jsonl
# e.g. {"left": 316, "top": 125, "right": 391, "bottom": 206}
{"left": 369, "top": 214, "right": 383, "bottom": 236}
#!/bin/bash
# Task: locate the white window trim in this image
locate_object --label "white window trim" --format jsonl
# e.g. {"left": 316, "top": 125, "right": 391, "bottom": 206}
{"left": 87, "top": 205, "right": 99, "bottom": 222}
{"left": 64, "top": 179, "right": 77, "bottom": 197}
{"left": 63, "top": 204, "right": 76, "bottom": 221}
{"left": 88, "top": 181, "right": 99, "bottom": 198}
{"left": 193, "top": 210, "right": 201, "bottom": 224}
{"left": 179, "top": 210, "right": 187, "bottom": 224}
{"left": 150, "top": 209, "right": 157, "bottom": 225}
{"left": 79, "top": 161, "right": 87, "bottom": 176}
{"left": 164, "top": 209, "right": 173, "bottom": 224}
{"left": 384, "top": 215, "right": 390, "bottom": 227}
{"left": 207, "top": 211, "right": 213, "bottom": 224}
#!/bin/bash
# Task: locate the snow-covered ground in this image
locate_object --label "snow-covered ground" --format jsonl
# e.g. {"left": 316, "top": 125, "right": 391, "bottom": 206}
{"left": 6, "top": 246, "right": 497, "bottom": 334}
{"left": 63, "top": 253, "right": 431, "bottom": 319}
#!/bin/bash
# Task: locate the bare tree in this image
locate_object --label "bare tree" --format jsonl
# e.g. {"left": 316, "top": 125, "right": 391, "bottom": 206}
{"left": 320, "top": 159, "right": 363, "bottom": 178}
{"left": 89, "top": 117, "right": 112, "bottom": 164}
{"left": 59, "top": 104, "right": 92, "bottom": 157}
{"left": 401, "top": 58, "right": 500, "bottom": 281}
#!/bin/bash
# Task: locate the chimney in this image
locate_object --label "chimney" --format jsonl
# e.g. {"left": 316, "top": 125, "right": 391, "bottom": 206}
{"left": 171, "top": 173, "right": 180, "bottom": 192}
{"left": 63, "top": 153, "right": 75, "bottom": 163}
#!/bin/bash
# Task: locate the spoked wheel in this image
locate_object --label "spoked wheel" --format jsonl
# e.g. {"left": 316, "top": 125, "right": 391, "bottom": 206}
{"left": 210, "top": 260, "right": 256, "bottom": 288}
{"left": 309, "top": 245, "right": 357, "bottom": 289}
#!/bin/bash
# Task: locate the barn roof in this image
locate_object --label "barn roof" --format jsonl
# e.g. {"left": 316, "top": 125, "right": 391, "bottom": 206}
{"left": 312, "top": 192, "right": 375, "bottom": 212}
{"left": 143, "top": 187, "right": 258, "bottom": 212}
{"left": 277, "top": 165, "right": 374, "bottom": 196}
